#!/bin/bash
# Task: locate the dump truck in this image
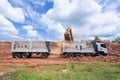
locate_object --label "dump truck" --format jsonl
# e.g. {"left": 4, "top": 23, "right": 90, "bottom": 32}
{"left": 12, "top": 41, "right": 50, "bottom": 59}
{"left": 62, "top": 41, "right": 108, "bottom": 57}
{"left": 11, "top": 27, "right": 108, "bottom": 59}
{"left": 62, "top": 27, "right": 108, "bottom": 57}
{"left": 11, "top": 40, "right": 108, "bottom": 59}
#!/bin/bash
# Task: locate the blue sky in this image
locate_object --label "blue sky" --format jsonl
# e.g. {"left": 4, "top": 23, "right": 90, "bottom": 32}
{"left": 0, "top": 0, "right": 120, "bottom": 41}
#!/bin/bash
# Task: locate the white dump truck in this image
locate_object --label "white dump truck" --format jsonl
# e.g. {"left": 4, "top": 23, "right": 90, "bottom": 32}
{"left": 11, "top": 41, "right": 50, "bottom": 59}
{"left": 62, "top": 41, "right": 108, "bottom": 57}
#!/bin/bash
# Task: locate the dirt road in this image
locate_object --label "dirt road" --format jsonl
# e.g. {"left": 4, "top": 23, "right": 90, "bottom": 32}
{"left": 0, "top": 54, "right": 120, "bottom": 66}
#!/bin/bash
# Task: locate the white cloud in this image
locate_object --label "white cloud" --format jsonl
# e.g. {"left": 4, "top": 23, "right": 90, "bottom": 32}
{"left": 42, "top": 0, "right": 102, "bottom": 25}
{"left": 0, "top": 0, "right": 25, "bottom": 22}
{"left": 1, "top": 0, "right": 119, "bottom": 41}
{"left": 98, "top": 0, "right": 120, "bottom": 12}
{"left": 23, "top": 25, "right": 38, "bottom": 38}
{"left": 0, "top": 15, "right": 19, "bottom": 38}
{"left": 40, "top": 0, "right": 102, "bottom": 39}
{"left": 0, "top": 0, "right": 25, "bottom": 40}
{"left": 40, "top": 15, "right": 65, "bottom": 38}
{"left": 9, "top": 0, "right": 41, "bottom": 27}
{"left": 86, "top": 11, "right": 120, "bottom": 37}
{"left": 40, "top": 0, "right": 120, "bottom": 40}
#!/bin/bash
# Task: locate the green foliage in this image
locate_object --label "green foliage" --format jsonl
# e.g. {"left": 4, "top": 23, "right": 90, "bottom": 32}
{"left": 0, "top": 62, "right": 120, "bottom": 80}
{"left": 94, "top": 36, "right": 100, "bottom": 41}
{"left": 0, "top": 70, "right": 43, "bottom": 80}
{"left": 114, "top": 37, "right": 120, "bottom": 43}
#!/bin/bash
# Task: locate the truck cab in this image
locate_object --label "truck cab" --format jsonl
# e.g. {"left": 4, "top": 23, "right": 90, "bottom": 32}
{"left": 96, "top": 43, "right": 108, "bottom": 56}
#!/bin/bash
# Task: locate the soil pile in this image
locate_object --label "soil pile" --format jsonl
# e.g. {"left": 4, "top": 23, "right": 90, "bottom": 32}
{"left": 108, "top": 42, "right": 120, "bottom": 57}
{"left": 0, "top": 42, "right": 11, "bottom": 59}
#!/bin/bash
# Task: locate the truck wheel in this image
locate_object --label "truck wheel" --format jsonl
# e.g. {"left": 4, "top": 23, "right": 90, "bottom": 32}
{"left": 92, "top": 53, "right": 99, "bottom": 57}
{"left": 62, "top": 53, "right": 67, "bottom": 58}
{"left": 14, "top": 53, "right": 21, "bottom": 58}
{"left": 41, "top": 53, "right": 48, "bottom": 59}
{"left": 67, "top": 53, "right": 74, "bottom": 58}
{"left": 22, "top": 53, "right": 28, "bottom": 58}
{"left": 102, "top": 53, "right": 107, "bottom": 56}
{"left": 75, "top": 53, "right": 82, "bottom": 57}
{"left": 28, "top": 53, "right": 32, "bottom": 58}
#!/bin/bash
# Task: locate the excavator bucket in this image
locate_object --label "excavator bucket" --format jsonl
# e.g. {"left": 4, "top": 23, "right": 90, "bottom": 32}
{"left": 64, "top": 27, "right": 73, "bottom": 41}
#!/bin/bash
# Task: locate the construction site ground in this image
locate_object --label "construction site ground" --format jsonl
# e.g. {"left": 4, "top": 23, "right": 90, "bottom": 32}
{"left": 0, "top": 41, "right": 120, "bottom": 76}
{"left": 0, "top": 41, "right": 120, "bottom": 65}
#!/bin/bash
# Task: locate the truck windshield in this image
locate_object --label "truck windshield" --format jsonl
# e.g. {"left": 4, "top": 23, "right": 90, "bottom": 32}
{"left": 101, "top": 44, "right": 106, "bottom": 48}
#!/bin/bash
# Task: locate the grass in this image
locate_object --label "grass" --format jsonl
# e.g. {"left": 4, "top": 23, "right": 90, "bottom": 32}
{"left": 0, "top": 62, "right": 120, "bottom": 80}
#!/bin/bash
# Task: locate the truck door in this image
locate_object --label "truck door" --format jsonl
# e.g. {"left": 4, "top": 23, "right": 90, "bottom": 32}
{"left": 98, "top": 43, "right": 107, "bottom": 56}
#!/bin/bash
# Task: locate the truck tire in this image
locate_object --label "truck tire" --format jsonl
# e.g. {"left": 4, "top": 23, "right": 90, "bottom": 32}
{"left": 13, "top": 53, "right": 21, "bottom": 58}
{"left": 67, "top": 53, "right": 74, "bottom": 58}
{"left": 22, "top": 53, "right": 28, "bottom": 58}
{"left": 28, "top": 53, "right": 32, "bottom": 58}
{"left": 92, "top": 53, "right": 99, "bottom": 57}
{"left": 41, "top": 53, "right": 48, "bottom": 59}
{"left": 75, "top": 53, "right": 82, "bottom": 57}
{"left": 62, "top": 53, "right": 67, "bottom": 58}
{"left": 101, "top": 53, "right": 107, "bottom": 56}
{"left": 12, "top": 53, "right": 15, "bottom": 58}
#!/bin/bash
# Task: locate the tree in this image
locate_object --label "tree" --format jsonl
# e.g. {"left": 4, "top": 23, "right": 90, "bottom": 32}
{"left": 94, "top": 36, "right": 100, "bottom": 41}
{"left": 114, "top": 37, "right": 120, "bottom": 43}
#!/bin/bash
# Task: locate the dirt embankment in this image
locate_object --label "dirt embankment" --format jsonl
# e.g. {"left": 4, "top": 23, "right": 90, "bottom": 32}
{"left": 0, "top": 42, "right": 11, "bottom": 60}
{"left": 107, "top": 42, "right": 120, "bottom": 57}
{"left": 0, "top": 41, "right": 120, "bottom": 66}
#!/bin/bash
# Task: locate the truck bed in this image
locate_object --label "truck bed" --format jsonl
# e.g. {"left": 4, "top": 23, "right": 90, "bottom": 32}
{"left": 63, "top": 48, "right": 95, "bottom": 53}
{"left": 62, "top": 41, "right": 95, "bottom": 53}
{"left": 12, "top": 41, "right": 50, "bottom": 53}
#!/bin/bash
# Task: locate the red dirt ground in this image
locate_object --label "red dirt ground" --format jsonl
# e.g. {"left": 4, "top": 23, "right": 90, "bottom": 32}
{"left": 0, "top": 41, "right": 120, "bottom": 76}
